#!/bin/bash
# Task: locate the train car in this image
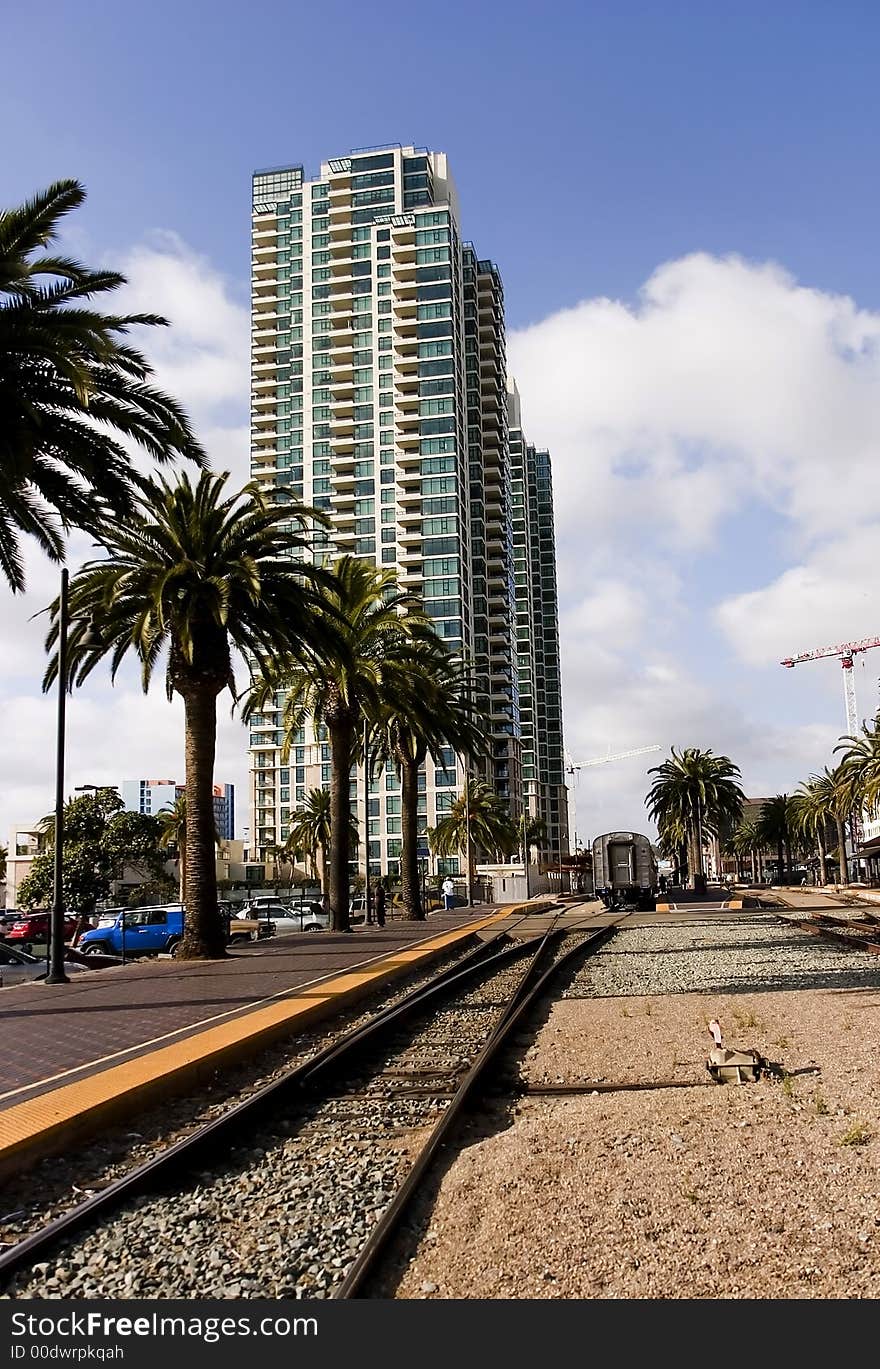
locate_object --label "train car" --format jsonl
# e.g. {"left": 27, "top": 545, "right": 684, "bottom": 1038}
{"left": 592, "top": 831, "right": 658, "bottom": 910}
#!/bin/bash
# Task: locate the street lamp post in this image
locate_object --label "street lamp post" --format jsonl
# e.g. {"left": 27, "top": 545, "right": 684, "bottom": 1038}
{"left": 44, "top": 571, "right": 102, "bottom": 986}
{"left": 362, "top": 717, "right": 372, "bottom": 926}
{"left": 522, "top": 809, "right": 531, "bottom": 901}
{"left": 45, "top": 570, "right": 71, "bottom": 985}
{"left": 464, "top": 773, "right": 474, "bottom": 907}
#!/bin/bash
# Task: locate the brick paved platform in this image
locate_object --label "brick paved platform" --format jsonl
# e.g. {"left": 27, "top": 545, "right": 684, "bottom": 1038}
{"left": 0, "top": 904, "right": 548, "bottom": 1176}
{"left": 0, "top": 909, "right": 507, "bottom": 1110}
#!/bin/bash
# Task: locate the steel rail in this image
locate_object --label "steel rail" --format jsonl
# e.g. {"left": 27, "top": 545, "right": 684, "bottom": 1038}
{"left": 334, "top": 919, "right": 619, "bottom": 1299}
{"left": 0, "top": 902, "right": 593, "bottom": 1284}
{"left": 786, "top": 918, "right": 880, "bottom": 955}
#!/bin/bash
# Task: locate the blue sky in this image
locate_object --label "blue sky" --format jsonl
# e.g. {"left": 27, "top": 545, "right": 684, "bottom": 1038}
{"left": 3, "top": 0, "right": 880, "bottom": 843}
{"left": 6, "top": 1, "right": 880, "bottom": 317}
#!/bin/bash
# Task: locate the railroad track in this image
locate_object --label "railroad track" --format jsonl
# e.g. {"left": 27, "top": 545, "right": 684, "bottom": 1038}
{"left": 759, "top": 897, "right": 880, "bottom": 954}
{"left": 0, "top": 910, "right": 618, "bottom": 1300}
{"left": 788, "top": 915, "right": 880, "bottom": 955}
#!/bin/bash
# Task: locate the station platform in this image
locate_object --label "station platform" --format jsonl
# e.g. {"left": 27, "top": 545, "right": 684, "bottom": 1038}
{"left": 0, "top": 905, "right": 541, "bottom": 1176}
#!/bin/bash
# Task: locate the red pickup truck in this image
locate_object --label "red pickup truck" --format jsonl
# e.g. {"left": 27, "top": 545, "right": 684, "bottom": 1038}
{"left": 6, "top": 912, "right": 78, "bottom": 953}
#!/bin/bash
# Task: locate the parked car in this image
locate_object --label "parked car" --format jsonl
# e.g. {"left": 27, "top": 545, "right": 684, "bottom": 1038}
{"left": 242, "top": 898, "right": 330, "bottom": 933}
{"left": 0, "top": 942, "right": 88, "bottom": 988}
{"left": 79, "top": 905, "right": 185, "bottom": 958}
{"left": 6, "top": 911, "right": 78, "bottom": 954}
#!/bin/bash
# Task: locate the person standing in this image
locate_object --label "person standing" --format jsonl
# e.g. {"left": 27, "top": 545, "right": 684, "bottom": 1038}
{"left": 374, "top": 882, "right": 386, "bottom": 927}
{"left": 442, "top": 875, "right": 455, "bottom": 911}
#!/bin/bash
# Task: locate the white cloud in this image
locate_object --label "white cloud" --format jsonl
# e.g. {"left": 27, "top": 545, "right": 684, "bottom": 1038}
{"left": 717, "top": 526, "right": 880, "bottom": 667}
{"left": 510, "top": 252, "right": 880, "bottom": 552}
{"left": 510, "top": 252, "right": 880, "bottom": 836}
{"left": 114, "top": 232, "right": 251, "bottom": 485}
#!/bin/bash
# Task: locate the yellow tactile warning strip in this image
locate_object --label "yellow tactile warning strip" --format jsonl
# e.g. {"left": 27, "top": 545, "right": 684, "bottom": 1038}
{"left": 0, "top": 907, "right": 522, "bottom": 1177}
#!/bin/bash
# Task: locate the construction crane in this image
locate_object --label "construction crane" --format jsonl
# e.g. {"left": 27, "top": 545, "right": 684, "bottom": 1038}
{"left": 566, "top": 744, "right": 661, "bottom": 775}
{"left": 781, "top": 636, "right": 880, "bottom": 737}
{"left": 565, "top": 745, "right": 662, "bottom": 852}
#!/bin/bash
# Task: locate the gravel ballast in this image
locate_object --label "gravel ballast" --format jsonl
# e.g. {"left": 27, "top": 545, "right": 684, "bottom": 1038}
{"left": 1, "top": 941, "right": 546, "bottom": 1299}
{"left": 386, "top": 913, "right": 880, "bottom": 1300}
{"left": 0, "top": 940, "right": 482, "bottom": 1256}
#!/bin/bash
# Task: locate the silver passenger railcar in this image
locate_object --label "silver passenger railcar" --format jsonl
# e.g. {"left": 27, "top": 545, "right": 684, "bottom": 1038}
{"left": 592, "top": 831, "right": 658, "bottom": 910}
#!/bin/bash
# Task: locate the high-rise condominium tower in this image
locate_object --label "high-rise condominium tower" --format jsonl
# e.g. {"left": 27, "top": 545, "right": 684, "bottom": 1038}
{"left": 248, "top": 145, "right": 566, "bottom": 876}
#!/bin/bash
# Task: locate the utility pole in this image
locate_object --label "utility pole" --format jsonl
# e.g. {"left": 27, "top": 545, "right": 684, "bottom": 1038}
{"left": 464, "top": 774, "right": 474, "bottom": 906}
{"left": 460, "top": 650, "right": 475, "bottom": 907}
{"left": 46, "top": 570, "right": 70, "bottom": 985}
{"left": 522, "top": 809, "right": 530, "bottom": 900}
{"left": 363, "top": 717, "right": 372, "bottom": 925}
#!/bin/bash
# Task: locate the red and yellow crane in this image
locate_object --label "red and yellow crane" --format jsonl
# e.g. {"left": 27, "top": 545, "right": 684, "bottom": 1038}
{"left": 780, "top": 636, "right": 880, "bottom": 737}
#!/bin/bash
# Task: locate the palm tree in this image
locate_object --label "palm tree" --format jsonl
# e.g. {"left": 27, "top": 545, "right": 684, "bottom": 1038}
{"left": 521, "top": 815, "right": 548, "bottom": 867}
{"left": 724, "top": 821, "right": 748, "bottom": 882}
{"left": 656, "top": 815, "right": 689, "bottom": 886}
{"left": 836, "top": 720, "right": 880, "bottom": 880}
{"left": 836, "top": 718, "right": 880, "bottom": 808}
{"left": 646, "top": 748, "right": 744, "bottom": 890}
{"left": 0, "top": 180, "right": 204, "bottom": 592}
{"left": 284, "top": 788, "right": 358, "bottom": 904}
{"left": 792, "top": 779, "right": 833, "bottom": 885}
{"left": 44, "top": 470, "right": 332, "bottom": 959}
{"left": 0, "top": 844, "right": 6, "bottom": 883}
{"left": 371, "top": 639, "right": 487, "bottom": 920}
{"left": 757, "top": 794, "right": 800, "bottom": 884}
{"left": 809, "top": 765, "right": 853, "bottom": 885}
{"left": 428, "top": 778, "right": 516, "bottom": 891}
{"left": 157, "top": 794, "right": 221, "bottom": 901}
{"left": 157, "top": 794, "right": 188, "bottom": 900}
{"left": 246, "top": 557, "right": 427, "bottom": 932}
{"left": 35, "top": 812, "right": 56, "bottom": 851}
{"left": 732, "top": 817, "right": 762, "bottom": 884}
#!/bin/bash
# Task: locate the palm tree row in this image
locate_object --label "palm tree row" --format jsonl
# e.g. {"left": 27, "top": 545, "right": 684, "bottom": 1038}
{"left": 2, "top": 180, "right": 498, "bottom": 956}
{"left": 722, "top": 754, "right": 868, "bottom": 889}
{"left": 647, "top": 730, "right": 880, "bottom": 890}
{"left": 46, "top": 483, "right": 490, "bottom": 950}
{"left": 786, "top": 722, "right": 880, "bottom": 885}
{"left": 245, "top": 556, "right": 488, "bottom": 929}
{"left": 746, "top": 721, "right": 880, "bottom": 887}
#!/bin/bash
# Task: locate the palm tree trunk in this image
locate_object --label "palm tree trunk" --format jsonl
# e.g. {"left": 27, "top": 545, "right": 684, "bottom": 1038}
{"left": 836, "top": 816, "right": 848, "bottom": 884}
{"left": 318, "top": 845, "right": 328, "bottom": 907}
{"left": 776, "top": 840, "right": 784, "bottom": 885}
{"left": 179, "top": 688, "right": 225, "bottom": 959}
{"left": 329, "top": 719, "right": 353, "bottom": 932}
{"left": 399, "top": 754, "right": 423, "bottom": 921}
{"left": 817, "top": 825, "right": 828, "bottom": 885}
{"left": 692, "top": 799, "right": 706, "bottom": 890}
{"left": 750, "top": 847, "right": 757, "bottom": 883}
{"left": 178, "top": 826, "right": 187, "bottom": 903}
